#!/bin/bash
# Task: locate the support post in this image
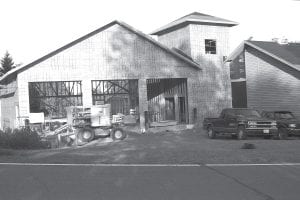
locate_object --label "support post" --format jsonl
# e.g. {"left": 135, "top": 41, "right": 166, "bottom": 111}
{"left": 82, "top": 79, "right": 93, "bottom": 107}
{"left": 174, "top": 94, "right": 179, "bottom": 122}
{"left": 138, "top": 79, "right": 148, "bottom": 133}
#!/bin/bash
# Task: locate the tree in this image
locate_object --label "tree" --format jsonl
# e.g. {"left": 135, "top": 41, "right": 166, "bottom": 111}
{"left": 0, "top": 51, "right": 15, "bottom": 76}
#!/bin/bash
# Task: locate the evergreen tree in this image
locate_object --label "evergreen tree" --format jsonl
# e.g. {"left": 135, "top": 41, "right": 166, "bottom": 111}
{"left": 0, "top": 51, "right": 15, "bottom": 75}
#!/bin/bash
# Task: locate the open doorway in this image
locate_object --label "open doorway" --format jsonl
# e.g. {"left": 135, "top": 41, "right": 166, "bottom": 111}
{"left": 178, "top": 97, "right": 186, "bottom": 123}
{"left": 146, "top": 78, "right": 188, "bottom": 124}
{"left": 165, "top": 97, "right": 175, "bottom": 120}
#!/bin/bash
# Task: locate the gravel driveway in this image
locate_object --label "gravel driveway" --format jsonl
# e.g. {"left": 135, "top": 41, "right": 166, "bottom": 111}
{"left": 1, "top": 128, "right": 300, "bottom": 164}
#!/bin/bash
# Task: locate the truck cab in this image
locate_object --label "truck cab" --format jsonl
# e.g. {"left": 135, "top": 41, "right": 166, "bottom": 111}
{"left": 262, "top": 111, "right": 300, "bottom": 136}
{"left": 203, "top": 108, "right": 279, "bottom": 139}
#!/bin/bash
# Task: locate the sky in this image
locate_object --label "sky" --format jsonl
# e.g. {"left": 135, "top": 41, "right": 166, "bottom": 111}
{"left": 0, "top": 0, "right": 300, "bottom": 65}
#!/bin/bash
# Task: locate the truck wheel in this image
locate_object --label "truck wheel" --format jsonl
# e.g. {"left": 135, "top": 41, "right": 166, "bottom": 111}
{"left": 237, "top": 126, "right": 247, "bottom": 140}
{"left": 264, "top": 135, "right": 272, "bottom": 139}
{"left": 231, "top": 134, "right": 238, "bottom": 139}
{"left": 77, "top": 127, "right": 95, "bottom": 143}
{"left": 277, "top": 128, "right": 288, "bottom": 140}
{"left": 207, "top": 126, "right": 216, "bottom": 139}
{"left": 111, "top": 128, "right": 127, "bottom": 140}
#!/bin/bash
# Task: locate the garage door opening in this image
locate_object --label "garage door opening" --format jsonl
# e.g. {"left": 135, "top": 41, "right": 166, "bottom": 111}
{"left": 146, "top": 78, "right": 188, "bottom": 124}
{"left": 29, "top": 81, "right": 83, "bottom": 119}
{"left": 91, "top": 80, "right": 139, "bottom": 115}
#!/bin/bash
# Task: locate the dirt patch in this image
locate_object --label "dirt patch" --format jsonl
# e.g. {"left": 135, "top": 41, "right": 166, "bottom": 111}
{"left": 0, "top": 149, "right": 14, "bottom": 156}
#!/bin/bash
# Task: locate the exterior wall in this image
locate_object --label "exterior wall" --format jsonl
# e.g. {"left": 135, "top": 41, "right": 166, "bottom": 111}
{"left": 189, "top": 24, "right": 232, "bottom": 121}
{"left": 189, "top": 24, "right": 230, "bottom": 61}
{"left": 245, "top": 47, "right": 300, "bottom": 118}
{"left": 157, "top": 26, "right": 191, "bottom": 56}
{"left": 0, "top": 79, "right": 19, "bottom": 129}
{"left": 157, "top": 24, "right": 232, "bottom": 123}
{"left": 230, "top": 51, "right": 247, "bottom": 108}
{"left": 17, "top": 24, "right": 200, "bottom": 127}
{"left": 186, "top": 66, "right": 232, "bottom": 123}
{"left": 229, "top": 51, "right": 246, "bottom": 80}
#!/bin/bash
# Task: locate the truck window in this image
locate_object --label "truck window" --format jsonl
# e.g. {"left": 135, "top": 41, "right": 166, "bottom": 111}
{"left": 275, "top": 112, "right": 295, "bottom": 119}
{"left": 226, "top": 113, "right": 235, "bottom": 118}
{"left": 225, "top": 110, "right": 236, "bottom": 118}
{"left": 233, "top": 109, "right": 261, "bottom": 117}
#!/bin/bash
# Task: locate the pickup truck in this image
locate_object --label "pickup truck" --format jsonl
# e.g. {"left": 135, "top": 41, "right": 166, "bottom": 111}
{"left": 261, "top": 111, "right": 300, "bottom": 137}
{"left": 203, "top": 108, "right": 278, "bottom": 140}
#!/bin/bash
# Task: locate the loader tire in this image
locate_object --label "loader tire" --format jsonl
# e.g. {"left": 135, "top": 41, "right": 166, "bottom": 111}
{"left": 277, "top": 128, "right": 288, "bottom": 140}
{"left": 77, "top": 127, "right": 95, "bottom": 143}
{"left": 111, "top": 128, "right": 127, "bottom": 140}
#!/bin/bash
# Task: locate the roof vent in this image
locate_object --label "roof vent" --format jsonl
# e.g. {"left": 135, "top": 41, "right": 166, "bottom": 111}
{"left": 272, "top": 38, "right": 279, "bottom": 43}
{"left": 272, "top": 37, "right": 288, "bottom": 45}
{"left": 279, "top": 38, "right": 288, "bottom": 45}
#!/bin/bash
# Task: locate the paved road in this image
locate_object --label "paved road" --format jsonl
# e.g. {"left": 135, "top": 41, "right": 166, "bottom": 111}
{"left": 0, "top": 164, "right": 299, "bottom": 200}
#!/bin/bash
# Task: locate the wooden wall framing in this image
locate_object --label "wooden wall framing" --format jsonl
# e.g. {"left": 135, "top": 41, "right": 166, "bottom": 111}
{"left": 91, "top": 79, "right": 139, "bottom": 115}
{"left": 28, "top": 81, "right": 83, "bottom": 118}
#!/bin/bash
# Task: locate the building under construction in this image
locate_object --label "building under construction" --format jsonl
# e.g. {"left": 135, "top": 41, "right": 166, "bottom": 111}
{"left": 0, "top": 12, "right": 238, "bottom": 130}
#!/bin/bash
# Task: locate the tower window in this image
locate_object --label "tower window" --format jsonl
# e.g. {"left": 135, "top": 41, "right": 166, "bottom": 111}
{"left": 205, "top": 39, "right": 216, "bottom": 54}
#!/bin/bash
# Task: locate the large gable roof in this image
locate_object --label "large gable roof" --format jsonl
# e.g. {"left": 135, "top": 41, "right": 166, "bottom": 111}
{"left": 0, "top": 20, "right": 201, "bottom": 83}
{"left": 227, "top": 40, "right": 300, "bottom": 72}
{"left": 150, "top": 12, "right": 238, "bottom": 36}
{"left": 247, "top": 41, "right": 300, "bottom": 66}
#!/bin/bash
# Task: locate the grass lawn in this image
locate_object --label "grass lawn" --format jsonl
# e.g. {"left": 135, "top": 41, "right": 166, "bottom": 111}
{"left": 0, "top": 128, "right": 300, "bottom": 164}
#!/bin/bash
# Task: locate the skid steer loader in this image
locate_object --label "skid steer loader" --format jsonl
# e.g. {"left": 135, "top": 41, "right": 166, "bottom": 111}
{"left": 66, "top": 104, "right": 127, "bottom": 144}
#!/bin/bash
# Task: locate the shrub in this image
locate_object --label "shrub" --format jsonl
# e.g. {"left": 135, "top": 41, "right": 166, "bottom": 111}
{"left": 0, "top": 128, "right": 49, "bottom": 149}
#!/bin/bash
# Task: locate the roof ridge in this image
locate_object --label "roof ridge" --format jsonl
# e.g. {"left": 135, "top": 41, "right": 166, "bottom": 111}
{"left": 228, "top": 40, "right": 300, "bottom": 72}
{"left": 247, "top": 40, "right": 300, "bottom": 64}
{"left": 175, "top": 12, "right": 213, "bottom": 21}
{"left": 150, "top": 12, "right": 238, "bottom": 35}
{"left": 245, "top": 41, "right": 300, "bottom": 71}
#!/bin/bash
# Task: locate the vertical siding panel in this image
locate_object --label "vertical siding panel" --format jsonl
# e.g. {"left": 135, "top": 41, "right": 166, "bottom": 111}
{"left": 245, "top": 47, "right": 300, "bottom": 118}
